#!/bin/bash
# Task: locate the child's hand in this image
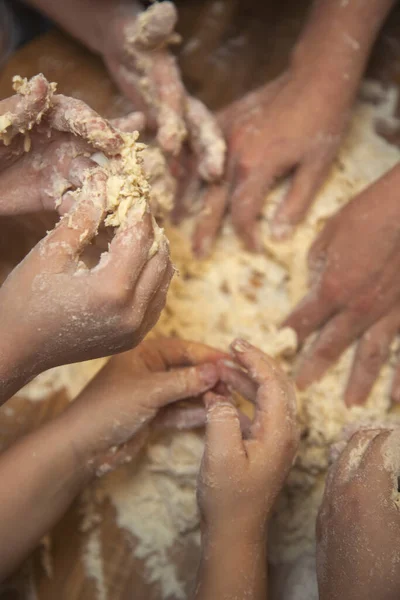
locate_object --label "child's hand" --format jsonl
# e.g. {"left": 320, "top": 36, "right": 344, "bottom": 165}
{"left": 317, "top": 428, "right": 400, "bottom": 600}
{"left": 0, "top": 175, "right": 172, "bottom": 400}
{"left": 0, "top": 74, "right": 126, "bottom": 216}
{"left": 0, "top": 337, "right": 223, "bottom": 579}
{"left": 63, "top": 337, "right": 225, "bottom": 472}
{"left": 198, "top": 339, "right": 299, "bottom": 542}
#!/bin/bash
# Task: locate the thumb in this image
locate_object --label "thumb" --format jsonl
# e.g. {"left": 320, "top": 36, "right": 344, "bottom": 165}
{"left": 42, "top": 169, "right": 106, "bottom": 267}
{"left": 204, "top": 392, "right": 245, "bottom": 460}
{"left": 133, "top": 2, "right": 178, "bottom": 50}
{"left": 142, "top": 363, "right": 219, "bottom": 410}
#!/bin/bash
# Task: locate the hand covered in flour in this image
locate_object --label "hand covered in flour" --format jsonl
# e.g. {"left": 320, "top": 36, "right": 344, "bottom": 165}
{"left": 64, "top": 337, "right": 226, "bottom": 474}
{"left": 317, "top": 428, "right": 400, "bottom": 600}
{"left": 0, "top": 174, "right": 172, "bottom": 403}
{"left": 198, "top": 339, "right": 299, "bottom": 536}
{"left": 0, "top": 337, "right": 223, "bottom": 580}
{"left": 194, "top": 339, "right": 299, "bottom": 600}
{"left": 285, "top": 164, "right": 400, "bottom": 406}
{"left": 192, "top": 71, "right": 347, "bottom": 256}
{"left": 0, "top": 74, "right": 133, "bottom": 216}
{"left": 103, "top": 1, "right": 226, "bottom": 181}
{"left": 192, "top": 0, "right": 395, "bottom": 257}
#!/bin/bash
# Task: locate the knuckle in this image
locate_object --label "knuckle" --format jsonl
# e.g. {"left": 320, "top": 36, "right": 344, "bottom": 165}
{"left": 320, "top": 274, "right": 341, "bottom": 303}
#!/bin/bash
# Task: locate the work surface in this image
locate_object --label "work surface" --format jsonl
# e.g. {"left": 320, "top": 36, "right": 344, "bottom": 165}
{"left": 0, "top": 1, "right": 399, "bottom": 598}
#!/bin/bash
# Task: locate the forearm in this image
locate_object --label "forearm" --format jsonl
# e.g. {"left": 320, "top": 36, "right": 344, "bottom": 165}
{"left": 194, "top": 528, "right": 268, "bottom": 600}
{"left": 292, "top": 0, "right": 395, "bottom": 103}
{"left": 0, "top": 412, "right": 92, "bottom": 581}
{"left": 23, "top": 0, "right": 141, "bottom": 55}
{"left": 0, "top": 329, "right": 37, "bottom": 406}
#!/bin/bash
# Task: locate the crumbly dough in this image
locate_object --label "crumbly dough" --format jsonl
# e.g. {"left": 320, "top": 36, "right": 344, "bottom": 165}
{"left": 14, "top": 83, "right": 400, "bottom": 600}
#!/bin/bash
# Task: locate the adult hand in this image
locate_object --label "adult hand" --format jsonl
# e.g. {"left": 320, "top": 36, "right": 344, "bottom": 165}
{"left": 285, "top": 164, "right": 400, "bottom": 406}
{"left": 193, "top": 69, "right": 348, "bottom": 256}
{"left": 317, "top": 428, "right": 400, "bottom": 600}
{"left": 103, "top": 1, "right": 226, "bottom": 181}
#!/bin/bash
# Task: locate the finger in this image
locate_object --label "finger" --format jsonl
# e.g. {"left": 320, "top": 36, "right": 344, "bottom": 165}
{"left": 110, "top": 112, "right": 146, "bottom": 133}
{"left": 217, "top": 360, "right": 258, "bottom": 403}
{"left": 306, "top": 216, "right": 338, "bottom": 285}
{"left": 97, "top": 427, "right": 151, "bottom": 475}
{"left": 41, "top": 170, "right": 107, "bottom": 267}
{"left": 331, "top": 429, "right": 382, "bottom": 487}
{"left": 131, "top": 238, "right": 170, "bottom": 312}
{"left": 153, "top": 402, "right": 206, "bottom": 430}
{"left": 148, "top": 337, "right": 228, "bottom": 369}
{"left": 103, "top": 207, "right": 155, "bottom": 284}
{"left": 192, "top": 182, "right": 229, "bottom": 258}
{"left": 128, "top": 1, "right": 177, "bottom": 50}
{"left": 141, "top": 364, "right": 219, "bottom": 410}
{"left": 185, "top": 96, "right": 226, "bottom": 182}
{"left": 130, "top": 245, "right": 173, "bottom": 338}
{"left": 296, "top": 295, "right": 396, "bottom": 390}
{"left": 270, "top": 155, "right": 332, "bottom": 239}
{"left": 204, "top": 392, "right": 246, "bottom": 459}
{"left": 283, "top": 288, "right": 336, "bottom": 345}
{"left": 0, "top": 74, "right": 52, "bottom": 144}
{"left": 345, "top": 312, "right": 399, "bottom": 406}
{"left": 48, "top": 95, "right": 123, "bottom": 155}
{"left": 295, "top": 309, "right": 355, "bottom": 389}
{"left": 230, "top": 158, "right": 292, "bottom": 252}
{"left": 152, "top": 53, "right": 187, "bottom": 156}
{"left": 106, "top": 58, "right": 152, "bottom": 122}
{"left": 230, "top": 339, "right": 298, "bottom": 442}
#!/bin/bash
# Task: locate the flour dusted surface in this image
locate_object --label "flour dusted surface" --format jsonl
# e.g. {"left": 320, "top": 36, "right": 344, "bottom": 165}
{"left": 15, "top": 85, "right": 400, "bottom": 599}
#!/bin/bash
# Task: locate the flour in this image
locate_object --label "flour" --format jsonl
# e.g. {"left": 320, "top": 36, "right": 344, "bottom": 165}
{"left": 16, "top": 82, "right": 400, "bottom": 599}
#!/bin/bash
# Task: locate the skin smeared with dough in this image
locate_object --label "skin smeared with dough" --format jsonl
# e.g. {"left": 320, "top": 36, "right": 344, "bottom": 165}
{"left": 0, "top": 75, "right": 174, "bottom": 403}
{"left": 0, "top": 74, "right": 171, "bottom": 254}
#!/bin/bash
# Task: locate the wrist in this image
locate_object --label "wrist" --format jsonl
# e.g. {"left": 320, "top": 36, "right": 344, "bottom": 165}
{"left": 201, "top": 517, "right": 268, "bottom": 551}
{"left": 0, "top": 326, "right": 39, "bottom": 404}
{"left": 289, "top": 0, "right": 395, "bottom": 102}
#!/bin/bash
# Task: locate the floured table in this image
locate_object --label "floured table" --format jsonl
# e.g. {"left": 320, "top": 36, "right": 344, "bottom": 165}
{"left": 1, "top": 2, "right": 400, "bottom": 599}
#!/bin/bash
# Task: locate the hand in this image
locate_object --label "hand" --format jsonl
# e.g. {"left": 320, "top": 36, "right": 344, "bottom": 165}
{"left": 193, "top": 69, "right": 348, "bottom": 256}
{"left": 317, "top": 428, "right": 400, "bottom": 600}
{"left": 103, "top": 1, "right": 226, "bottom": 180}
{"left": 285, "top": 164, "right": 400, "bottom": 406}
{"left": 0, "top": 337, "right": 224, "bottom": 580}
{"left": 64, "top": 337, "right": 226, "bottom": 472}
{"left": 198, "top": 339, "right": 299, "bottom": 541}
{"left": 0, "top": 74, "right": 127, "bottom": 216}
{"left": 0, "top": 172, "right": 172, "bottom": 399}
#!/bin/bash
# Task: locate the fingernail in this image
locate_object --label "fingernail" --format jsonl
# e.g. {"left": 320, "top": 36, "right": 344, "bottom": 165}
{"left": 221, "top": 359, "right": 243, "bottom": 371}
{"left": 270, "top": 219, "right": 293, "bottom": 241}
{"left": 231, "top": 338, "right": 251, "bottom": 353}
{"left": 199, "top": 363, "right": 218, "bottom": 385}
